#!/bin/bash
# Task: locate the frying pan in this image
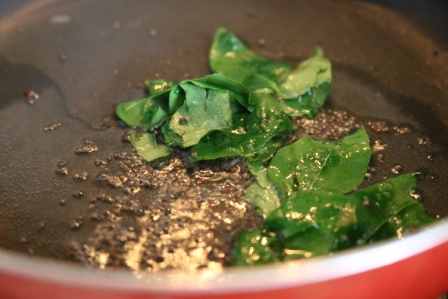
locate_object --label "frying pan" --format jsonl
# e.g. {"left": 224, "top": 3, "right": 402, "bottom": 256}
{"left": 0, "top": 0, "right": 448, "bottom": 298}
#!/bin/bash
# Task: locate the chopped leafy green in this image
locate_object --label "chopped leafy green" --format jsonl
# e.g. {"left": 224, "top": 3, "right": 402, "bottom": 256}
{"left": 129, "top": 132, "right": 173, "bottom": 161}
{"left": 237, "top": 174, "right": 436, "bottom": 265}
{"left": 190, "top": 92, "right": 292, "bottom": 164}
{"left": 167, "top": 81, "right": 234, "bottom": 147}
{"left": 231, "top": 229, "right": 281, "bottom": 266}
{"left": 115, "top": 28, "right": 437, "bottom": 268}
{"left": 265, "top": 191, "right": 356, "bottom": 240}
{"left": 279, "top": 47, "right": 331, "bottom": 117}
{"left": 245, "top": 163, "right": 281, "bottom": 217}
{"left": 116, "top": 92, "right": 171, "bottom": 131}
{"left": 210, "top": 27, "right": 291, "bottom": 96}
{"left": 210, "top": 27, "right": 331, "bottom": 117}
{"left": 351, "top": 173, "right": 433, "bottom": 244}
{"left": 268, "top": 126, "right": 371, "bottom": 199}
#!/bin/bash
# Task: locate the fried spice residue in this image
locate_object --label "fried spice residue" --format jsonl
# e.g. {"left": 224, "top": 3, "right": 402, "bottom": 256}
{"left": 59, "top": 107, "right": 438, "bottom": 272}
{"left": 65, "top": 152, "right": 262, "bottom": 272}
{"left": 60, "top": 108, "right": 362, "bottom": 272}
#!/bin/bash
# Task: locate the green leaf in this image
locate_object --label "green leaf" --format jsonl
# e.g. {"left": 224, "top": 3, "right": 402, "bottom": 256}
{"left": 265, "top": 191, "right": 357, "bottom": 241}
{"left": 209, "top": 28, "right": 332, "bottom": 117}
{"left": 186, "top": 73, "right": 252, "bottom": 110}
{"left": 268, "top": 126, "right": 370, "bottom": 199}
{"left": 166, "top": 81, "right": 233, "bottom": 148}
{"left": 210, "top": 28, "right": 291, "bottom": 95}
{"left": 245, "top": 163, "right": 281, "bottom": 217}
{"left": 351, "top": 173, "right": 436, "bottom": 243}
{"left": 116, "top": 85, "right": 172, "bottom": 132}
{"left": 129, "top": 132, "right": 173, "bottom": 162}
{"left": 231, "top": 229, "right": 281, "bottom": 267}
{"left": 280, "top": 47, "right": 331, "bottom": 117}
{"left": 161, "top": 74, "right": 253, "bottom": 148}
{"left": 190, "top": 92, "right": 292, "bottom": 164}
{"left": 262, "top": 174, "right": 436, "bottom": 260}
{"left": 168, "top": 84, "right": 185, "bottom": 115}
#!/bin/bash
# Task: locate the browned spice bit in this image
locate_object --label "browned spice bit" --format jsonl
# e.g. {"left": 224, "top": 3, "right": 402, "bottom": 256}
{"left": 43, "top": 122, "right": 61, "bottom": 131}
{"left": 367, "top": 120, "right": 390, "bottom": 133}
{"left": 94, "top": 158, "right": 108, "bottom": 166}
{"left": 23, "top": 90, "right": 39, "bottom": 105}
{"left": 56, "top": 161, "right": 67, "bottom": 167}
{"left": 72, "top": 190, "right": 84, "bottom": 198}
{"left": 429, "top": 174, "right": 439, "bottom": 181}
{"left": 102, "top": 196, "right": 114, "bottom": 203}
{"left": 391, "top": 164, "right": 403, "bottom": 174}
{"left": 417, "top": 136, "right": 430, "bottom": 146}
{"left": 427, "top": 152, "right": 436, "bottom": 161}
{"left": 37, "top": 222, "right": 46, "bottom": 231}
{"left": 71, "top": 221, "right": 82, "bottom": 230}
{"left": 75, "top": 144, "right": 99, "bottom": 154}
{"left": 90, "top": 213, "right": 100, "bottom": 221}
{"left": 59, "top": 199, "right": 66, "bottom": 206}
{"left": 393, "top": 126, "right": 411, "bottom": 135}
{"left": 73, "top": 172, "right": 88, "bottom": 181}
{"left": 178, "top": 116, "right": 190, "bottom": 125}
{"left": 121, "top": 131, "right": 131, "bottom": 143}
{"left": 55, "top": 167, "right": 69, "bottom": 175}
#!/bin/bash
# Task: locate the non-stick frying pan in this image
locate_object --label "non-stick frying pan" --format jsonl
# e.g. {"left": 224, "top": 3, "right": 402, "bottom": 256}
{"left": 0, "top": 0, "right": 448, "bottom": 298}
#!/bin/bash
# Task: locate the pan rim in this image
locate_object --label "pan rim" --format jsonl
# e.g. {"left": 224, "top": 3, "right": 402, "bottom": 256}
{"left": 0, "top": 219, "right": 447, "bottom": 294}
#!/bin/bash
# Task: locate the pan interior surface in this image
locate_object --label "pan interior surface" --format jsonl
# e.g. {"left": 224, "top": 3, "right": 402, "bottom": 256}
{"left": 0, "top": 0, "right": 447, "bottom": 275}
